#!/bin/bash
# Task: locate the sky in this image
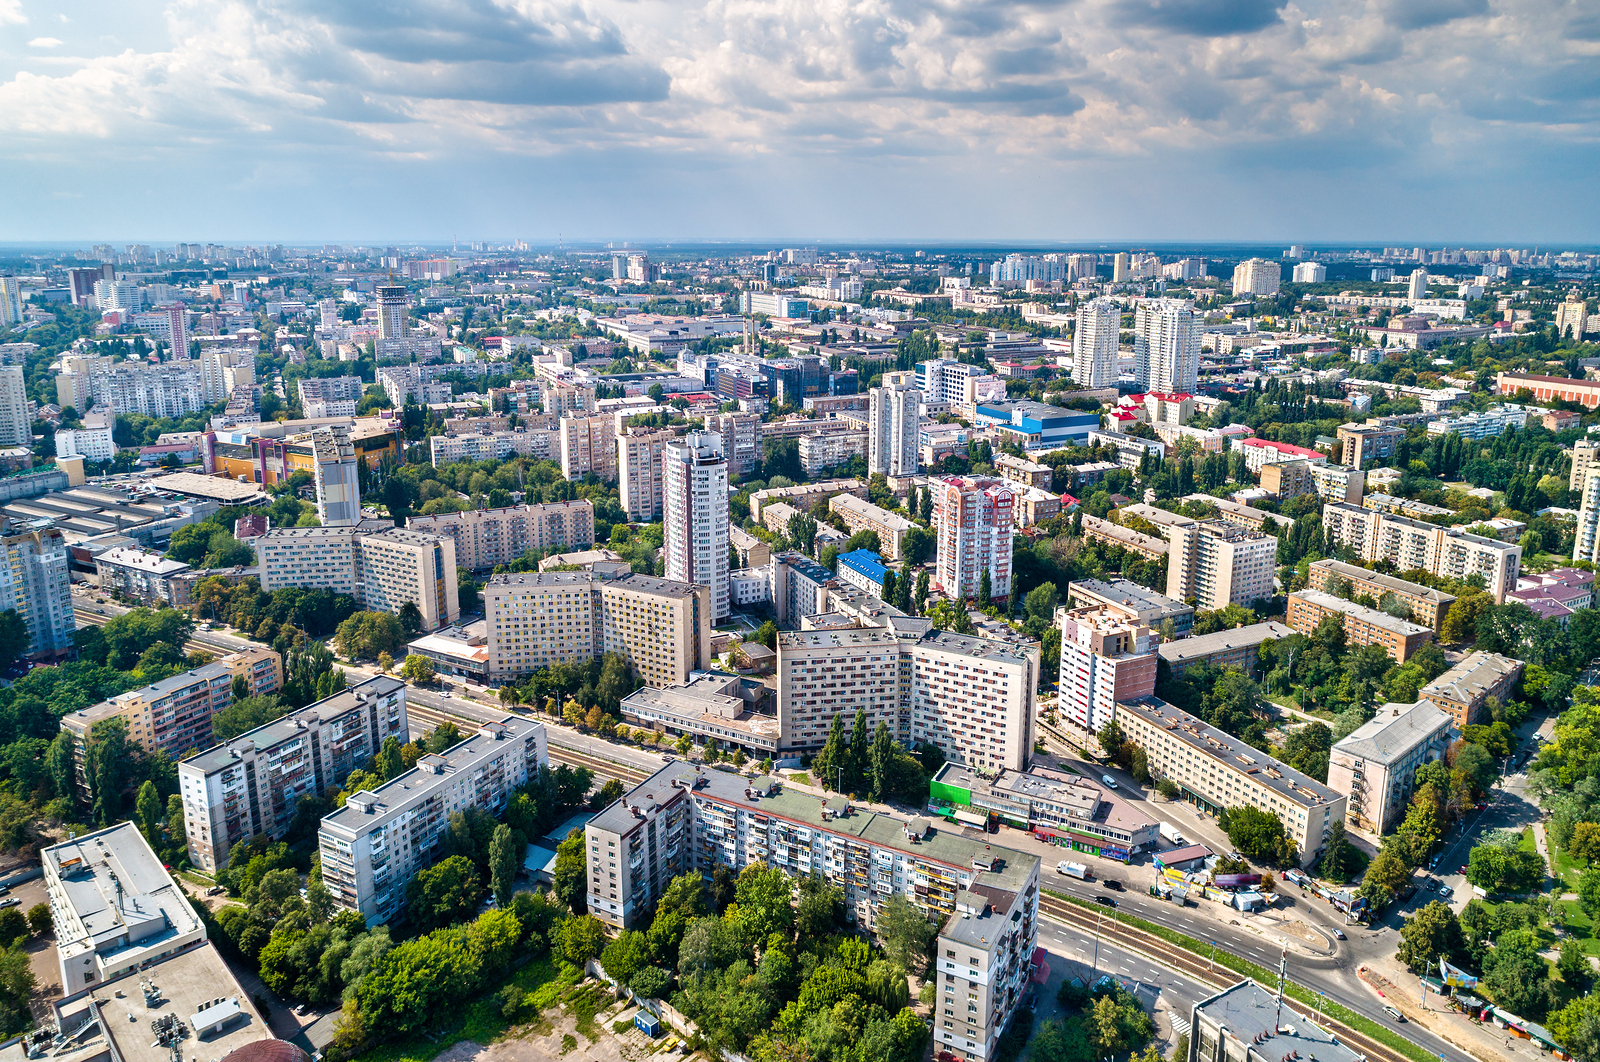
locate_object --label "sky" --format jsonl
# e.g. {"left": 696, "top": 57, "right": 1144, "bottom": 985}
{"left": 1, "top": 0, "right": 1597, "bottom": 246}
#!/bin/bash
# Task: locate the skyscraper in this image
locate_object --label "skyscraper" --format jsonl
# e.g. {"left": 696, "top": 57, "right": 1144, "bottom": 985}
{"left": 0, "top": 278, "right": 21, "bottom": 327}
{"left": 868, "top": 377, "right": 919, "bottom": 476}
{"left": 933, "top": 477, "right": 1013, "bottom": 601}
{"left": 1112, "top": 253, "right": 1130, "bottom": 282}
{"left": 1408, "top": 268, "right": 1429, "bottom": 303}
{"left": 376, "top": 284, "right": 408, "bottom": 340}
{"left": 165, "top": 302, "right": 189, "bottom": 360}
{"left": 319, "top": 298, "right": 339, "bottom": 331}
{"left": 663, "top": 431, "right": 730, "bottom": 621}
{"left": 1072, "top": 297, "right": 1120, "bottom": 388}
{"left": 1231, "top": 258, "right": 1281, "bottom": 296}
{"left": 1056, "top": 605, "right": 1157, "bottom": 734}
{"left": 0, "top": 366, "right": 28, "bottom": 447}
{"left": 1576, "top": 470, "right": 1600, "bottom": 566}
{"left": 0, "top": 524, "right": 72, "bottom": 658}
{"left": 1133, "top": 299, "right": 1201, "bottom": 394}
{"left": 312, "top": 426, "right": 362, "bottom": 527}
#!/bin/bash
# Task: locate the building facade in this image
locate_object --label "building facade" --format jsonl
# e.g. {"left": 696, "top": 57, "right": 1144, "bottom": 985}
{"left": 298, "top": 376, "right": 364, "bottom": 418}
{"left": 1055, "top": 605, "right": 1157, "bottom": 734}
{"left": 617, "top": 426, "right": 677, "bottom": 521}
{"left": 934, "top": 477, "right": 1014, "bottom": 601}
{"left": 702, "top": 411, "right": 761, "bottom": 476}
{"left": 88, "top": 363, "right": 205, "bottom": 419}
{"left": 1327, "top": 700, "right": 1454, "bottom": 835}
{"left": 407, "top": 500, "right": 595, "bottom": 571}
{"left": 1305, "top": 558, "right": 1454, "bottom": 632}
{"left": 1418, "top": 651, "right": 1522, "bottom": 728}
{"left": 254, "top": 523, "right": 460, "bottom": 631}
{"left": 0, "top": 523, "right": 73, "bottom": 658}
{"left": 312, "top": 427, "right": 361, "bottom": 527}
{"left": 1072, "top": 297, "right": 1119, "bottom": 388}
{"left": 1231, "top": 259, "right": 1281, "bottom": 296}
{"left": 829, "top": 494, "right": 915, "bottom": 560}
{"left": 1165, "top": 520, "right": 1275, "bottom": 610}
{"left": 869, "top": 378, "right": 921, "bottom": 477}
{"left": 1321, "top": 502, "right": 1521, "bottom": 602}
{"left": 560, "top": 413, "right": 619, "bottom": 481}
{"left": 663, "top": 431, "right": 730, "bottom": 621}
{"left": 1336, "top": 420, "right": 1406, "bottom": 467}
{"left": 1156, "top": 622, "right": 1294, "bottom": 675}
{"left": 1286, "top": 590, "right": 1434, "bottom": 663}
{"left": 483, "top": 571, "right": 600, "bottom": 680}
{"left": 1133, "top": 299, "right": 1201, "bottom": 394}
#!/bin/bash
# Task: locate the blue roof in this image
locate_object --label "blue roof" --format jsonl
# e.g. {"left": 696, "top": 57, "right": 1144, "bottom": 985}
{"left": 838, "top": 549, "right": 888, "bottom": 583}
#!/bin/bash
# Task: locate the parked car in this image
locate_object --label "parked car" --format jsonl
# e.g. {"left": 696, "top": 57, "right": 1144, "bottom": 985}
{"left": 1383, "top": 1006, "right": 1406, "bottom": 1023}
{"left": 1398, "top": 885, "right": 1418, "bottom": 902}
{"left": 1424, "top": 879, "right": 1438, "bottom": 891}
{"left": 0, "top": 898, "right": 20, "bottom": 909}
{"left": 1095, "top": 896, "right": 1118, "bottom": 908}
{"left": 1439, "top": 885, "right": 1454, "bottom": 898}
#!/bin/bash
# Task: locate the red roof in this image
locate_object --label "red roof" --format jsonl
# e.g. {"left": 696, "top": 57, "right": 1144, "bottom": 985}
{"left": 1240, "top": 438, "right": 1323, "bottom": 458}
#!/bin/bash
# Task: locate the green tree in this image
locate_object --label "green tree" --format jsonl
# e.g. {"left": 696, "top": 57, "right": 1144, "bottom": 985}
{"left": 25, "top": 904, "right": 49, "bottom": 936}
{"left": 403, "top": 855, "right": 483, "bottom": 932}
{"left": 554, "top": 913, "right": 608, "bottom": 966}
{"left": 489, "top": 824, "right": 520, "bottom": 906}
{"left": 869, "top": 722, "right": 895, "bottom": 803}
{"left": 399, "top": 654, "right": 435, "bottom": 684}
{"left": 136, "top": 781, "right": 164, "bottom": 848}
{"left": 978, "top": 567, "right": 992, "bottom": 608}
{"left": 335, "top": 611, "right": 404, "bottom": 661}
{"left": 876, "top": 894, "right": 936, "bottom": 973}
{"left": 553, "top": 829, "right": 588, "bottom": 912}
{"left": 1224, "top": 806, "right": 1287, "bottom": 865}
{"left": 1396, "top": 900, "right": 1466, "bottom": 974}
{"left": 211, "top": 695, "right": 286, "bottom": 742}
{"left": 600, "top": 929, "right": 650, "bottom": 986}
{"left": 0, "top": 611, "right": 29, "bottom": 672}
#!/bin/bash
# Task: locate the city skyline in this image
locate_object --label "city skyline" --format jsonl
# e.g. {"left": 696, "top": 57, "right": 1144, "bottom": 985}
{"left": 1, "top": 0, "right": 1596, "bottom": 243}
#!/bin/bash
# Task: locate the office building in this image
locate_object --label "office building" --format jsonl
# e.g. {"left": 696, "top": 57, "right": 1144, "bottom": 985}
{"left": 42, "top": 823, "right": 206, "bottom": 994}
{"left": 869, "top": 377, "right": 920, "bottom": 477}
{"left": 931, "top": 762, "right": 1158, "bottom": 858}
{"left": 0, "top": 367, "right": 26, "bottom": 449}
{"left": 408, "top": 500, "right": 594, "bottom": 571}
{"left": 375, "top": 283, "right": 407, "bottom": 340}
{"left": 1133, "top": 299, "right": 1201, "bottom": 394}
{"left": 0, "top": 523, "right": 73, "bottom": 658}
{"left": 702, "top": 411, "right": 760, "bottom": 476}
{"left": 741, "top": 291, "right": 810, "bottom": 318}
{"left": 974, "top": 399, "right": 1100, "bottom": 448}
{"left": 1231, "top": 258, "right": 1280, "bottom": 297}
{"left": 1286, "top": 590, "right": 1433, "bottom": 663}
{"left": 1292, "top": 261, "right": 1327, "bottom": 283}
{"left": 1321, "top": 502, "right": 1521, "bottom": 602}
{"left": 600, "top": 574, "right": 714, "bottom": 690}
{"left": 254, "top": 523, "right": 459, "bottom": 630}
{"left": 1408, "top": 267, "right": 1429, "bottom": 302}
{"left": 89, "top": 363, "right": 205, "bottom": 419}
{"left": 1419, "top": 651, "right": 1522, "bottom": 728}
{"left": 829, "top": 494, "right": 916, "bottom": 560}
{"left": 1305, "top": 559, "right": 1454, "bottom": 632}
{"left": 321, "top": 715, "right": 546, "bottom": 926}
{"left": 934, "top": 477, "right": 1013, "bottom": 601}
{"left": 1116, "top": 696, "right": 1345, "bottom": 864}
{"left": 1055, "top": 606, "right": 1156, "bottom": 734}
{"left": 663, "top": 431, "right": 729, "bottom": 621}
{"left": 1065, "top": 578, "right": 1192, "bottom": 635}
{"left": 560, "top": 413, "right": 618, "bottom": 481}
{"left": 311, "top": 427, "right": 361, "bottom": 527}
{"left": 298, "top": 375, "right": 364, "bottom": 418}
{"left": 1557, "top": 296, "right": 1591, "bottom": 340}
{"left": 1328, "top": 700, "right": 1454, "bottom": 835}
{"left": 178, "top": 674, "right": 408, "bottom": 872}
{"left": 197, "top": 347, "right": 255, "bottom": 404}
{"left": 1072, "top": 297, "right": 1120, "bottom": 388}
{"left": 617, "top": 426, "right": 677, "bottom": 522}
{"left": 1187, "top": 981, "right": 1363, "bottom": 1062}
{"left": 1156, "top": 621, "right": 1293, "bottom": 675}
{"left": 1165, "top": 520, "right": 1275, "bottom": 610}
{"left": 584, "top": 763, "right": 1041, "bottom": 1062}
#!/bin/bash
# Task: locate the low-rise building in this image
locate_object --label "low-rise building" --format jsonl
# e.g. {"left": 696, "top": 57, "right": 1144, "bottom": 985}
{"left": 836, "top": 548, "right": 891, "bottom": 597}
{"left": 1328, "top": 700, "right": 1455, "bottom": 835}
{"left": 730, "top": 526, "right": 770, "bottom": 569}
{"left": 1236, "top": 437, "right": 1326, "bottom": 474}
{"left": 829, "top": 493, "right": 916, "bottom": 559}
{"left": 405, "top": 622, "right": 490, "bottom": 683}
{"left": 95, "top": 545, "right": 189, "bottom": 605}
{"left": 994, "top": 453, "right": 1054, "bottom": 491}
{"left": 1187, "top": 981, "right": 1363, "bottom": 1062}
{"left": 1115, "top": 696, "right": 1345, "bottom": 865}
{"left": 1156, "top": 622, "right": 1294, "bottom": 675}
{"left": 320, "top": 716, "right": 546, "bottom": 925}
{"left": 1065, "top": 578, "right": 1193, "bottom": 635}
{"left": 620, "top": 672, "right": 779, "bottom": 755}
{"left": 930, "top": 762, "right": 1159, "bottom": 859}
{"left": 1081, "top": 515, "right": 1167, "bottom": 561}
{"left": 1419, "top": 651, "right": 1523, "bottom": 728}
{"left": 1305, "top": 559, "right": 1454, "bottom": 632}
{"left": 1286, "top": 589, "right": 1434, "bottom": 663}
{"left": 748, "top": 479, "right": 867, "bottom": 523}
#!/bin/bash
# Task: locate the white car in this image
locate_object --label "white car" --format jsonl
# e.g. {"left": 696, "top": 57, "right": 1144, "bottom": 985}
{"left": 1102, "top": 774, "right": 1118, "bottom": 789}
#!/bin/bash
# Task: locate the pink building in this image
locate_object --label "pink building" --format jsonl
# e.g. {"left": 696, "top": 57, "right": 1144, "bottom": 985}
{"left": 934, "top": 477, "right": 1014, "bottom": 601}
{"left": 1055, "top": 605, "right": 1157, "bottom": 733}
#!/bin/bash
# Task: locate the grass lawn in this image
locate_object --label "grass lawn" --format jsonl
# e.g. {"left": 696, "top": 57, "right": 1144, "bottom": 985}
{"left": 1260, "top": 692, "right": 1337, "bottom": 722}
{"left": 1551, "top": 842, "right": 1583, "bottom": 890}
{"left": 352, "top": 956, "right": 575, "bottom": 1062}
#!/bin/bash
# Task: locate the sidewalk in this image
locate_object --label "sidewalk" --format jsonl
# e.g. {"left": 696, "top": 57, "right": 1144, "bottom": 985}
{"left": 1358, "top": 963, "right": 1525, "bottom": 1062}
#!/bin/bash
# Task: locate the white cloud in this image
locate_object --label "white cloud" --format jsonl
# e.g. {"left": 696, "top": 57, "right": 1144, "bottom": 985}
{"left": 27, "top": 37, "right": 61, "bottom": 47}
{"left": 0, "top": 0, "right": 26, "bottom": 27}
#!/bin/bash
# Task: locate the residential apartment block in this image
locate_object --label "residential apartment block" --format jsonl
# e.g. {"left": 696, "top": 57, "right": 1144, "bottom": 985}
{"left": 483, "top": 571, "right": 601, "bottom": 679}
{"left": 829, "top": 494, "right": 915, "bottom": 560}
{"left": 1081, "top": 516, "right": 1167, "bottom": 561}
{"left": 429, "top": 429, "right": 554, "bottom": 466}
{"left": 1065, "top": 578, "right": 1193, "bottom": 635}
{"left": 663, "top": 432, "right": 730, "bottom": 622}
{"left": 869, "top": 377, "right": 920, "bottom": 477}
{"left": 298, "top": 375, "right": 364, "bottom": 418}
{"left": 1327, "top": 700, "right": 1454, "bottom": 835}
{"left": 799, "top": 429, "right": 867, "bottom": 476}
{"left": 95, "top": 546, "right": 192, "bottom": 605}
{"left": 559, "top": 413, "right": 618, "bottom": 481}
{"left": 585, "top": 761, "right": 1040, "bottom": 1062}
{"left": 617, "top": 426, "right": 678, "bottom": 521}
{"left": 1286, "top": 590, "right": 1433, "bottom": 663}
{"left": 1155, "top": 622, "right": 1294, "bottom": 675}
{"left": 934, "top": 477, "right": 1014, "bottom": 601}
{"left": 407, "top": 500, "right": 595, "bottom": 571}
{"left": 1336, "top": 420, "right": 1406, "bottom": 467}
{"left": 178, "top": 674, "right": 408, "bottom": 872}
{"left": 312, "top": 426, "right": 361, "bottom": 527}
{"left": 1258, "top": 460, "right": 1364, "bottom": 505}
{"left": 1419, "top": 651, "right": 1522, "bottom": 728}
{"left": 89, "top": 362, "right": 205, "bottom": 419}
{"left": 1115, "top": 696, "right": 1345, "bottom": 865}
{"left": 1305, "top": 558, "right": 1454, "bottom": 632}
{"left": 702, "top": 411, "right": 761, "bottom": 476}
{"left": 321, "top": 715, "right": 546, "bottom": 926}
{"left": 1055, "top": 606, "right": 1157, "bottom": 734}
{"left": 1321, "top": 502, "right": 1521, "bottom": 602}
{"left": 1165, "top": 520, "right": 1275, "bottom": 610}
{"left": 0, "top": 523, "right": 73, "bottom": 658}
{"left": 254, "top": 522, "right": 459, "bottom": 631}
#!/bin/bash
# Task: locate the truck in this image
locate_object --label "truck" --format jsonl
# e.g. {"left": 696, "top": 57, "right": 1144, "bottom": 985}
{"left": 1159, "top": 822, "right": 1185, "bottom": 845}
{"left": 1057, "top": 861, "right": 1092, "bottom": 880}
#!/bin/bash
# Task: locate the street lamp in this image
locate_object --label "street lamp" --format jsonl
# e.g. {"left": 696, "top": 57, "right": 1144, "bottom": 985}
{"left": 1090, "top": 905, "right": 1106, "bottom": 976}
{"left": 1209, "top": 940, "right": 1217, "bottom": 973}
{"left": 836, "top": 766, "right": 844, "bottom": 795}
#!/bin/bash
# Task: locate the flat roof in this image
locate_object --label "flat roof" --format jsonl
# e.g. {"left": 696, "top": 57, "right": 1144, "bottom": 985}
{"left": 838, "top": 549, "right": 889, "bottom": 582}
{"left": 1066, "top": 578, "right": 1192, "bottom": 619}
{"left": 487, "top": 570, "right": 596, "bottom": 589}
{"left": 1335, "top": 700, "right": 1453, "bottom": 764}
{"left": 1290, "top": 589, "right": 1433, "bottom": 638}
{"left": 96, "top": 546, "right": 190, "bottom": 575}
{"left": 44, "top": 822, "right": 201, "bottom": 955}
{"left": 1157, "top": 622, "right": 1294, "bottom": 664}
{"left": 1191, "top": 980, "right": 1362, "bottom": 1062}
{"left": 182, "top": 674, "right": 405, "bottom": 775}
{"left": 146, "top": 472, "right": 272, "bottom": 503}
{"left": 1308, "top": 558, "right": 1455, "bottom": 605}
{"left": 1116, "top": 696, "right": 1342, "bottom": 809}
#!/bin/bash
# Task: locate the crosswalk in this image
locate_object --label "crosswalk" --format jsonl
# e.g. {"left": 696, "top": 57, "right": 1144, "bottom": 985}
{"left": 1170, "top": 1017, "right": 1192, "bottom": 1037}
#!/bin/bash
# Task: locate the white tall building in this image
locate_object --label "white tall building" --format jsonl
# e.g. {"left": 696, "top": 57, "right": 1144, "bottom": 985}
{"left": 1055, "top": 605, "right": 1158, "bottom": 735}
{"left": 0, "top": 366, "right": 28, "bottom": 447}
{"left": 92, "top": 279, "right": 142, "bottom": 312}
{"left": 376, "top": 283, "right": 407, "bottom": 340}
{"left": 165, "top": 302, "right": 190, "bottom": 358}
{"left": 1072, "top": 297, "right": 1120, "bottom": 388}
{"left": 319, "top": 297, "right": 339, "bottom": 331}
{"left": 934, "top": 477, "right": 1014, "bottom": 601}
{"left": 1166, "top": 520, "right": 1277, "bottom": 610}
{"left": 298, "top": 375, "right": 364, "bottom": 418}
{"left": 312, "top": 427, "right": 361, "bottom": 527}
{"left": 198, "top": 346, "right": 255, "bottom": 404}
{"left": 0, "top": 524, "right": 73, "bottom": 658}
{"left": 1408, "top": 268, "right": 1429, "bottom": 303}
{"left": 1576, "top": 470, "right": 1600, "bottom": 566}
{"left": 664, "top": 431, "right": 730, "bottom": 621}
{"left": 1292, "top": 262, "right": 1327, "bottom": 283}
{"left": 617, "top": 426, "right": 677, "bottom": 521}
{"left": 1133, "top": 299, "right": 1201, "bottom": 394}
{"left": 54, "top": 407, "right": 116, "bottom": 462}
{"left": 0, "top": 277, "right": 22, "bottom": 327}
{"left": 90, "top": 362, "right": 205, "bottom": 418}
{"left": 1231, "top": 258, "right": 1281, "bottom": 296}
{"left": 868, "top": 377, "right": 920, "bottom": 476}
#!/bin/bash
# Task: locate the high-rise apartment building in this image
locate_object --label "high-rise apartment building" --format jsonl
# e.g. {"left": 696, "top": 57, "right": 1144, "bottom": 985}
{"left": 321, "top": 716, "right": 546, "bottom": 926}
{"left": 254, "top": 523, "right": 459, "bottom": 630}
{"left": 93, "top": 279, "right": 142, "bottom": 312}
{"left": 1322, "top": 501, "right": 1521, "bottom": 602}
{"left": 538, "top": 379, "right": 598, "bottom": 418}
{"left": 584, "top": 761, "right": 1040, "bottom": 1062}
{"left": 1231, "top": 258, "right": 1281, "bottom": 296}
{"left": 1336, "top": 419, "right": 1406, "bottom": 467}
{"left": 1072, "top": 297, "right": 1120, "bottom": 388}
{"left": 1067, "top": 253, "right": 1099, "bottom": 280}
{"left": 429, "top": 429, "right": 554, "bottom": 465}
{"left": 600, "top": 574, "right": 714, "bottom": 690}
{"left": 1133, "top": 299, "right": 1200, "bottom": 394}
{"left": 934, "top": 477, "right": 1014, "bottom": 601}
{"left": 1557, "top": 296, "right": 1591, "bottom": 340}
{"left": 560, "top": 413, "right": 618, "bottom": 481}
{"left": 1571, "top": 438, "right": 1600, "bottom": 491}
{"left": 1408, "top": 268, "right": 1429, "bottom": 302}
{"left": 197, "top": 346, "right": 255, "bottom": 404}
{"left": 165, "top": 302, "right": 190, "bottom": 358}
{"left": 312, "top": 427, "right": 361, "bottom": 527}
{"left": 55, "top": 354, "right": 113, "bottom": 414}
{"left": 375, "top": 283, "right": 407, "bottom": 340}
{"left": 1112, "top": 252, "right": 1130, "bottom": 282}
{"left": 67, "top": 265, "right": 113, "bottom": 306}
{"left": 319, "top": 297, "right": 339, "bottom": 331}
{"left": 408, "top": 500, "right": 595, "bottom": 571}
{"left": 1292, "top": 262, "right": 1327, "bottom": 283}
{"left": 1165, "top": 520, "right": 1276, "bottom": 610}
{"left": 664, "top": 431, "right": 729, "bottom": 621}
{"left": 868, "top": 377, "right": 920, "bottom": 476}
{"left": 1575, "top": 469, "right": 1600, "bottom": 566}
{"left": 919, "top": 359, "right": 987, "bottom": 407}
{"left": 702, "top": 411, "right": 761, "bottom": 476}
{"left": 298, "top": 375, "right": 364, "bottom": 418}
{"left": 0, "top": 278, "right": 20, "bottom": 327}
{"left": 1055, "top": 605, "right": 1157, "bottom": 734}
{"left": 179, "top": 674, "right": 408, "bottom": 872}
{"left": 0, "top": 524, "right": 74, "bottom": 658}
{"left": 617, "top": 426, "right": 677, "bottom": 521}
{"left": 89, "top": 363, "right": 205, "bottom": 418}
{"left": 0, "top": 366, "right": 28, "bottom": 448}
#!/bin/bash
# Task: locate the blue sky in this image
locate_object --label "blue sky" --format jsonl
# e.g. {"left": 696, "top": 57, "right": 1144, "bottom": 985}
{"left": 1, "top": 0, "right": 1596, "bottom": 245}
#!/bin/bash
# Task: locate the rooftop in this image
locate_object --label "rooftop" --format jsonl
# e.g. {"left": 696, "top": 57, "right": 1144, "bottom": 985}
{"left": 44, "top": 823, "right": 201, "bottom": 958}
{"left": 1290, "top": 589, "right": 1433, "bottom": 638}
{"left": 605, "top": 572, "right": 705, "bottom": 599}
{"left": 1421, "top": 651, "right": 1524, "bottom": 706}
{"left": 182, "top": 674, "right": 406, "bottom": 775}
{"left": 1066, "top": 578, "right": 1193, "bottom": 620}
{"left": 96, "top": 546, "right": 190, "bottom": 576}
{"left": 1334, "top": 700, "right": 1454, "bottom": 764}
{"left": 487, "top": 570, "right": 596, "bottom": 589}
{"left": 1116, "top": 697, "right": 1342, "bottom": 809}
{"left": 145, "top": 472, "right": 272, "bottom": 504}
{"left": 830, "top": 493, "right": 916, "bottom": 530}
{"left": 838, "top": 549, "right": 889, "bottom": 583}
{"left": 1308, "top": 559, "right": 1455, "bottom": 605}
{"left": 1191, "top": 980, "right": 1363, "bottom": 1062}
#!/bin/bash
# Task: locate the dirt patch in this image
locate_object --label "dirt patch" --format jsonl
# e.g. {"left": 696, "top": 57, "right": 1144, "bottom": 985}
{"left": 431, "top": 997, "right": 696, "bottom": 1062}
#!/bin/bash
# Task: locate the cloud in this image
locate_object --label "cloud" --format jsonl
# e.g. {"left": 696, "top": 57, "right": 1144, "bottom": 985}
{"left": 1112, "top": 0, "right": 1285, "bottom": 36}
{"left": 1381, "top": 0, "right": 1489, "bottom": 29}
{"left": 27, "top": 37, "right": 60, "bottom": 47}
{"left": 0, "top": 0, "right": 24, "bottom": 26}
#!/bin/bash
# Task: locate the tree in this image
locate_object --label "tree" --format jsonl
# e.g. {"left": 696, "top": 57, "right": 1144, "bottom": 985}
{"left": 377, "top": 652, "right": 394, "bottom": 673}
{"left": 0, "top": 611, "right": 29, "bottom": 672}
{"left": 1483, "top": 930, "right": 1556, "bottom": 1018}
{"left": 600, "top": 929, "right": 650, "bottom": 986}
{"left": 488, "top": 824, "right": 520, "bottom": 906}
{"left": 1396, "top": 900, "right": 1466, "bottom": 973}
{"left": 403, "top": 855, "right": 482, "bottom": 931}
{"left": 1225, "top": 806, "right": 1287, "bottom": 865}
{"left": 553, "top": 913, "right": 608, "bottom": 966}
{"left": 211, "top": 695, "right": 287, "bottom": 742}
{"left": 630, "top": 965, "right": 672, "bottom": 1000}
{"left": 978, "top": 567, "right": 992, "bottom": 608}
{"left": 25, "top": 904, "right": 49, "bottom": 937}
{"left": 553, "top": 829, "right": 587, "bottom": 912}
{"left": 876, "top": 894, "right": 936, "bottom": 973}
{"left": 869, "top": 722, "right": 895, "bottom": 803}
{"left": 1320, "top": 819, "right": 1351, "bottom": 882}
{"left": 136, "top": 781, "right": 164, "bottom": 848}
{"left": 0, "top": 910, "right": 26, "bottom": 949}
{"left": 400, "top": 654, "right": 435, "bottom": 685}
{"left": 1024, "top": 582, "right": 1059, "bottom": 627}
{"left": 335, "top": 611, "right": 404, "bottom": 660}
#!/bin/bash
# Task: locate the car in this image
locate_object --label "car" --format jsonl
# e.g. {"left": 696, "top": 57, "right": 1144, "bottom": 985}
{"left": 1383, "top": 1006, "right": 1405, "bottom": 1023}
{"left": 1459, "top": 865, "right": 1468, "bottom": 875}
{"left": 1101, "top": 879, "right": 1123, "bottom": 891}
{"left": 1424, "top": 879, "right": 1437, "bottom": 891}
{"left": 293, "top": 1004, "right": 308, "bottom": 1016}
{"left": 1095, "top": 896, "right": 1118, "bottom": 908}
{"left": 1439, "top": 885, "right": 1454, "bottom": 898}
{"left": 0, "top": 898, "right": 19, "bottom": 909}
{"left": 1332, "top": 928, "right": 1346, "bottom": 940}
{"left": 1428, "top": 857, "right": 1439, "bottom": 870}
{"left": 1398, "top": 885, "right": 1418, "bottom": 902}
{"left": 1101, "top": 774, "right": 1118, "bottom": 789}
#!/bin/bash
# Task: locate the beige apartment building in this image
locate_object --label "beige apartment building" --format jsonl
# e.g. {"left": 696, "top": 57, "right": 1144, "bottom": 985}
{"left": 829, "top": 494, "right": 916, "bottom": 560}
{"left": 254, "top": 523, "right": 460, "bottom": 630}
{"left": 1259, "top": 460, "right": 1364, "bottom": 505}
{"left": 559, "top": 412, "right": 618, "bottom": 481}
{"left": 994, "top": 453, "right": 1054, "bottom": 491}
{"left": 1116, "top": 696, "right": 1345, "bottom": 865}
{"left": 1286, "top": 590, "right": 1434, "bottom": 663}
{"left": 408, "top": 500, "right": 595, "bottom": 570}
{"left": 703, "top": 411, "right": 761, "bottom": 476}
{"left": 600, "top": 575, "right": 714, "bottom": 690}
{"left": 1321, "top": 502, "right": 1521, "bottom": 602}
{"left": 483, "top": 571, "right": 601, "bottom": 680}
{"left": 777, "top": 624, "right": 905, "bottom": 753}
{"left": 1165, "top": 520, "right": 1276, "bottom": 609}
{"left": 617, "top": 426, "right": 678, "bottom": 521}
{"left": 1573, "top": 438, "right": 1600, "bottom": 491}
{"left": 1337, "top": 420, "right": 1406, "bottom": 467}
{"left": 1305, "top": 558, "right": 1454, "bottom": 632}
{"left": 1419, "top": 650, "right": 1523, "bottom": 727}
